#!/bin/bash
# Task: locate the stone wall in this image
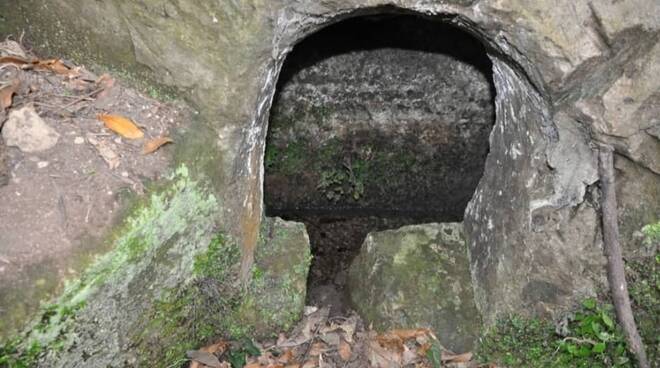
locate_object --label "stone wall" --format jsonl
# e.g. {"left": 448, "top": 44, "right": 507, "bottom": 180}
{"left": 1, "top": 0, "right": 658, "bottom": 349}
{"left": 265, "top": 14, "right": 494, "bottom": 218}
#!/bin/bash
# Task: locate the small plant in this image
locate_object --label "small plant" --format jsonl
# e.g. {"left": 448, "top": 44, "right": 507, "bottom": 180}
{"left": 556, "top": 299, "right": 630, "bottom": 366}
{"left": 641, "top": 221, "right": 660, "bottom": 248}
{"left": 478, "top": 299, "right": 634, "bottom": 367}
{"left": 316, "top": 159, "right": 366, "bottom": 202}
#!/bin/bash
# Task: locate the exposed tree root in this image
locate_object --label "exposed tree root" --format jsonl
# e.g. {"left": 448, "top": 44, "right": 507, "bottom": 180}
{"left": 598, "top": 145, "right": 649, "bottom": 368}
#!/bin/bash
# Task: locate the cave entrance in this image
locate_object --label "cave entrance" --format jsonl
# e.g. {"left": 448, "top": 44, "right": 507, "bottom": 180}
{"left": 263, "top": 12, "right": 496, "bottom": 313}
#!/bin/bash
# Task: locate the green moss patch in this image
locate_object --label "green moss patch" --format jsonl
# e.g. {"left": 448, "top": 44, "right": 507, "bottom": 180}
{"left": 0, "top": 165, "right": 220, "bottom": 366}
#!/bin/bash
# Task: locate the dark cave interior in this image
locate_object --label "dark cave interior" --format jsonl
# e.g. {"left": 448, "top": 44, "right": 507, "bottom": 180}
{"left": 264, "top": 13, "right": 496, "bottom": 313}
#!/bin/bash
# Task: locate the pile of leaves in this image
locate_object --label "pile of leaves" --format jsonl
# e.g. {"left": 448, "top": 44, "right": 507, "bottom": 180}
{"left": 185, "top": 307, "right": 487, "bottom": 368}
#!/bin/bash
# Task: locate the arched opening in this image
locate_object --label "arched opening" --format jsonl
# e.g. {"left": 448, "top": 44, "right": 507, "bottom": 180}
{"left": 263, "top": 12, "right": 496, "bottom": 312}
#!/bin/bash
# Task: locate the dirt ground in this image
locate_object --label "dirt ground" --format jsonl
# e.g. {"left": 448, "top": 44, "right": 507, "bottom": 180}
{"left": 0, "top": 39, "right": 193, "bottom": 337}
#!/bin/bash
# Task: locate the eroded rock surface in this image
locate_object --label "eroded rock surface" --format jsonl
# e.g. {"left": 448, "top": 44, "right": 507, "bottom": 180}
{"left": 349, "top": 223, "right": 480, "bottom": 353}
{"left": 0, "top": 0, "right": 658, "bottom": 361}
{"left": 265, "top": 16, "right": 494, "bottom": 217}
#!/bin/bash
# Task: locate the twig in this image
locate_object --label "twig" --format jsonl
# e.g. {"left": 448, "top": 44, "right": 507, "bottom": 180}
{"left": 598, "top": 144, "right": 649, "bottom": 368}
{"left": 61, "top": 86, "right": 105, "bottom": 109}
{"left": 561, "top": 336, "right": 598, "bottom": 346}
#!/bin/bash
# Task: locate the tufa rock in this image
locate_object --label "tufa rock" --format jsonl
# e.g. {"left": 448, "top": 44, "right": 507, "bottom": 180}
{"left": 348, "top": 222, "right": 480, "bottom": 353}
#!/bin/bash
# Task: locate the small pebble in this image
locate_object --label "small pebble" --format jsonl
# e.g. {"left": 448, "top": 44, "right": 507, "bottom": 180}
{"left": 74, "top": 137, "right": 85, "bottom": 144}
{"left": 37, "top": 161, "right": 49, "bottom": 169}
{"left": 121, "top": 171, "right": 129, "bottom": 177}
{"left": 114, "top": 137, "right": 122, "bottom": 144}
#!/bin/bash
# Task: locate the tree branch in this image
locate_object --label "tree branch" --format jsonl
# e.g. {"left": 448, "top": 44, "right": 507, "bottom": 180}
{"left": 598, "top": 145, "right": 649, "bottom": 368}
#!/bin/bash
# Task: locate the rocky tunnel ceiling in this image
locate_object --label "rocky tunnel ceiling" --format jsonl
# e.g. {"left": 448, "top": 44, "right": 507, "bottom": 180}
{"left": 262, "top": 13, "right": 496, "bottom": 309}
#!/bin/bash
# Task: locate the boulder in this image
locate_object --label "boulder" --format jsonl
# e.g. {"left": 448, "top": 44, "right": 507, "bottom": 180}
{"left": 0, "top": 166, "right": 310, "bottom": 367}
{"left": 348, "top": 223, "right": 480, "bottom": 353}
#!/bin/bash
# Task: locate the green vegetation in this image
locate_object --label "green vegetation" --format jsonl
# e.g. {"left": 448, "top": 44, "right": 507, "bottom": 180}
{"left": 141, "top": 234, "right": 243, "bottom": 367}
{"left": 477, "top": 299, "right": 634, "bottom": 367}
{"left": 317, "top": 159, "right": 367, "bottom": 202}
{"left": 0, "top": 165, "right": 219, "bottom": 366}
{"left": 641, "top": 222, "right": 660, "bottom": 248}
{"left": 626, "top": 223, "right": 659, "bottom": 365}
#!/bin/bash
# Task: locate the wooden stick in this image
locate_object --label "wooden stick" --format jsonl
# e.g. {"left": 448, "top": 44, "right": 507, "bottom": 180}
{"left": 598, "top": 145, "right": 649, "bottom": 368}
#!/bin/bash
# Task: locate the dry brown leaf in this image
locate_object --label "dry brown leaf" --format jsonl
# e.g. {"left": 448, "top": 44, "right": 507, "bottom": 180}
{"left": 0, "top": 40, "right": 27, "bottom": 58}
{"left": 401, "top": 344, "right": 419, "bottom": 366}
{"left": 308, "top": 342, "right": 325, "bottom": 357}
{"left": 98, "top": 113, "right": 144, "bottom": 139}
{"left": 0, "top": 55, "right": 30, "bottom": 66}
{"left": 244, "top": 363, "right": 261, "bottom": 368}
{"left": 33, "top": 59, "right": 78, "bottom": 76}
{"left": 301, "top": 360, "right": 317, "bottom": 368}
{"left": 278, "top": 349, "right": 294, "bottom": 364}
{"left": 200, "top": 340, "right": 228, "bottom": 355}
{"left": 284, "top": 364, "right": 300, "bottom": 368}
{"left": 338, "top": 339, "right": 352, "bottom": 361}
{"left": 441, "top": 351, "right": 473, "bottom": 363}
{"left": 390, "top": 328, "right": 432, "bottom": 340}
{"left": 417, "top": 342, "right": 432, "bottom": 356}
{"left": 0, "top": 79, "right": 20, "bottom": 111}
{"left": 143, "top": 136, "right": 173, "bottom": 154}
{"left": 367, "top": 339, "right": 401, "bottom": 368}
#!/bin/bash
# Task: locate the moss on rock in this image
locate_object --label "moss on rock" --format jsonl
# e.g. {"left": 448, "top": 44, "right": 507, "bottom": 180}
{"left": 0, "top": 171, "right": 311, "bottom": 366}
{"left": 348, "top": 222, "right": 481, "bottom": 353}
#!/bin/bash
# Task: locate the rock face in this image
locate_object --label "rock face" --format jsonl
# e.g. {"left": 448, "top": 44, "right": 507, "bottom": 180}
{"left": 348, "top": 223, "right": 480, "bottom": 353}
{"left": 0, "top": 167, "right": 310, "bottom": 367}
{"left": 0, "top": 0, "right": 658, "bottom": 361}
{"left": 265, "top": 16, "right": 494, "bottom": 218}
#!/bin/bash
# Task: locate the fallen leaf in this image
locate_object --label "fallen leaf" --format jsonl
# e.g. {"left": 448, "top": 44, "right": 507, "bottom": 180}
{"left": 143, "top": 136, "right": 173, "bottom": 154}
{"left": 278, "top": 349, "right": 294, "bottom": 364}
{"left": 244, "top": 363, "right": 261, "bottom": 368}
{"left": 301, "top": 360, "right": 317, "bottom": 368}
{"left": 308, "top": 342, "right": 325, "bottom": 357}
{"left": 279, "top": 307, "right": 329, "bottom": 348}
{"left": 98, "top": 113, "right": 144, "bottom": 139}
{"left": 200, "top": 340, "right": 229, "bottom": 355}
{"left": 367, "top": 338, "right": 401, "bottom": 368}
{"left": 0, "top": 40, "right": 27, "bottom": 58}
{"left": 0, "top": 79, "right": 20, "bottom": 111}
{"left": 338, "top": 339, "right": 352, "bottom": 361}
{"left": 33, "top": 59, "right": 78, "bottom": 76}
{"left": 401, "top": 344, "right": 419, "bottom": 366}
{"left": 0, "top": 55, "right": 30, "bottom": 66}
{"left": 187, "top": 350, "right": 222, "bottom": 368}
{"left": 390, "top": 328, "right": 432, "bottom": 340}
{"left": 441, "top": 351, "right": 473, "bottom": 363}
